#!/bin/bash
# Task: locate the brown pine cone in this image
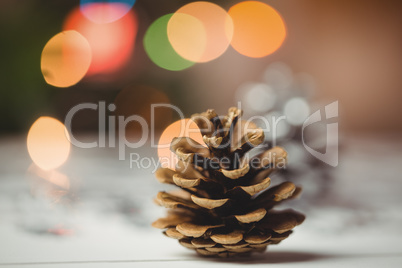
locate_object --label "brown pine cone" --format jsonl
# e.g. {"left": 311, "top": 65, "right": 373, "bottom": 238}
{"left": 152, "top": 107, "right": 305, "bottom": 258}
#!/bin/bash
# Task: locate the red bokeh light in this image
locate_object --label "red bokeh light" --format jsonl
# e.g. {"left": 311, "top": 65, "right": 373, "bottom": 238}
{"left": 63, "top": 4, "right": 138, "bottom": 75}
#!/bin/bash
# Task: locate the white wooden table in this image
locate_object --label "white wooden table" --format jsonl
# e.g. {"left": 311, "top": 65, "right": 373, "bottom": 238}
{"left": 1, "top": 135, "right": 401, "bottom": 267}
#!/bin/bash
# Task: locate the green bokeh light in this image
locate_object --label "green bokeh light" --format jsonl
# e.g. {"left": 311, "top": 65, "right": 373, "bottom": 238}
{"left": 144, "top": 14, "right": 195, "bottom": 71}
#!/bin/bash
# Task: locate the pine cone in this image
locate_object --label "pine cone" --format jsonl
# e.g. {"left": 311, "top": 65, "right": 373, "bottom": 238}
{"left": 152, "top": 107, "right": 305, "bottom": 258}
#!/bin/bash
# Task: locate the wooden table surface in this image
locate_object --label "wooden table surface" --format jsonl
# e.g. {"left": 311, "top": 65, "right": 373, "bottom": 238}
{"left": 1, "top": 135, "right": 401, "bottom": 267}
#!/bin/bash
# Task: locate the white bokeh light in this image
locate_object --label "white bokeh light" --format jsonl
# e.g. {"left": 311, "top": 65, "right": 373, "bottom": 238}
{"left": 252, "top": 111, "right": 291, "bottom": 142}
{"left": 263, "top": 62, "right": 293, "bottom": 90}
{"left": 236, "top": 82, "right": 276, "bottom": 113}
{"left": 284, "top": 97, "right": 311, "bottom": 126}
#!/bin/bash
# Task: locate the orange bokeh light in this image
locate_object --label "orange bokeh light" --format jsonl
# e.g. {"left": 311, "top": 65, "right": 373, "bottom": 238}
{"left": 41, "top": 30, "right": 92, "bottom": 88}
{"left": 158, "top": 119, "right": 204, "bottom": 170}
{"left": 167, "top": 13, "right": 206, "bottom": 62}
{"left": 27, "top": 117, "right": 71, "bottom": 171}
{"left": 64, "top": 5, "right": 137, "bottom": 75}
{"left": 228, "top": 1, "right": 286, "bottom": 58}
{"left": 170, "top": 2, "right": 233, "bottom": 63}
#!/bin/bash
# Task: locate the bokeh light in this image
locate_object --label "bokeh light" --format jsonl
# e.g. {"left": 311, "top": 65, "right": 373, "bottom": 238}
{"left": 228, "top": 1, "right": 286, "bottom": 58}
{"left": 236, "top": 82, "right": 276, "bottom": 113}
{"left": 41, "top": 30, "right": 91, "bottom": 88}
{"left": 169, "top": 2, "right": 233, "bottom": 63}
{"left": 167, "top": 13, "right": 206, "bottom": 62}
{"left": 27, "top": 117, "right": 71, "bottom": 171}
{"left": 284, "top": 97, "right": 311, "bottom": 126}
{"left": 253, "top": 111, "right": 291, "bottom": 141}
{"left": 64, "top": 5, "right": 137, "bottom": 75}
{"left": 80, "top": 1, "right": 136, "bottom": 23}
{"left": 158, "top": 119, "right": 204, "bottom": 170}
{"left": 144, "top": 14, "right": 195, "bottom": 71}
{"left": 263, "top": 62, "right": 293, "bottom": 90}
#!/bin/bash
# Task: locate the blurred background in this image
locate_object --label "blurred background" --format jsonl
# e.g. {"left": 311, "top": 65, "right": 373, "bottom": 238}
{"left": 1, "top": 0, "right": 402, "bottom": 135}
{"left": 1, "top": 0, "right": 402, "bottom": 266}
